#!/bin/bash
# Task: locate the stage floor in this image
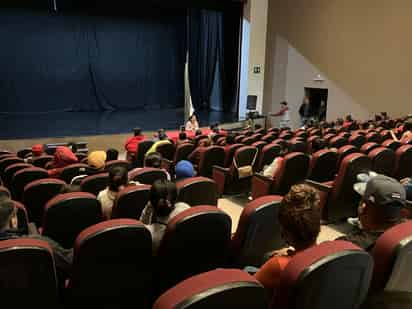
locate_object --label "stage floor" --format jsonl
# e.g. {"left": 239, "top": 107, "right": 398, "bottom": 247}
{"left": 0, "top": 109, "right": 238, "bottom": 140}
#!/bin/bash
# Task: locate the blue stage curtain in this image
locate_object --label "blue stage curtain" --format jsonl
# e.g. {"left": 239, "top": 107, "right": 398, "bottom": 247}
{"left": 0, "top": 9, "right": 186, "bottom": 114}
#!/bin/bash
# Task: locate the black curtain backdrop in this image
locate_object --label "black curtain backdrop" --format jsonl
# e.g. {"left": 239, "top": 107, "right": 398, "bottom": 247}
{"left": 0, "top": 9, "right": 186, "bottom": 114}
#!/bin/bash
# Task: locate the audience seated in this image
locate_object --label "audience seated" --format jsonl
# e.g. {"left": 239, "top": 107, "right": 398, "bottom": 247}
{"left": 174, "top": 160, "right": 195, "bottom": 181}
{"left": 254, "top": 184, "right": 321, "bottom": 291}
{"left": 263, "top": 142, "right": 289, "bottom": 178}
{"left": 124, "top": 127, "right": 145, "bottom": 154}
{"left": 87, "top": 150, "right": 106, "bottom": 173}
{"left": 24, "top": 144, "right": 44, "bottom": 163}
{"left": 338, "top": 174, "right": 406, "bottom": 251}
{"left": 147, "top": 129, "right": 172, "bottom": 155}
{"left": 140, "top": 179, "right": 190, "bottom": 253}
{"left": 47, "top": 146, "right": 79, "bottom": 178}
{"left": 176, "top": 132, "right": 190, "bottom": 146}
{"left": 188, "top": 138, "right": 211, "bottom": 166}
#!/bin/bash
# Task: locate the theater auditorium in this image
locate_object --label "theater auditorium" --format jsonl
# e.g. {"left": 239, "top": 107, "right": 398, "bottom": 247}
{"left": 1, "top": 0, "right": 412, "bottom": 308}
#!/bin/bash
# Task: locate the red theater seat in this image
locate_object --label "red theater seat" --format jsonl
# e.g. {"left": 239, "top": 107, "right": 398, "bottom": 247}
{"left": 105, "top": 160, "right": 131, "bottom": 171}
{"left": 382, "top": 139, "right": 402, "bottom": 152}
{"left": 251, "top": 152, "right": 310, "bottom": 199}
{"left": 256, "top": 143, "right": 281, "bottom": 172}
{"left": 129, "top": 167, "right": 168, "bottom": 185}
{"left": 337, "top": 145, "right": 358, "bottom": 168}
{"left": 11, "top": 167, "right": 48, "bottom": 201}
{"left": 23, "top": 178, "right": 66, "bottom": 227}
{"left": 368, "top": 147, "right": 396, "bottom": 176}
{"left": 0, "top": 238, "right": 59, "bottom": 306}
{"left": 3, "top": 163, "right": 32, "bottom": 187}
{"left": 60, "top": 163, "right": 89, "bottom": 183}
{"left": 0, "top": 156, "right": 24, "bottom": 177}
{"left": 223, "top": 144, "right": 243, "bottom": 168}
{"left": 153, "top": 269, "right": 267, "bottom": 309}
{"left": 349, "top": 134, "right": 366, "bottom": 149}
{"left": 393, "top": 145, "right": 412, "bottom": 180}
{"left": 360, "top": 142, "right": 380, "bottom": 154}
{"left": 308, "top": 149, "right": 338, "bottom": 182}
{"left": 42, "top": 192, "right": 102, "bottom": 248}
{"left": 111, "top": 185, "right": 151, "bottom": 219}
{"left": 80, "top": 173, "right": 109, "bottom": 196}
{"left": 176, "top": 177, "right": 218, "bottom": 206}
{"left": 196, "top": 146, "right": 225, "bottom": 178}
{"left": 329, "top": 136, "right": 348, "bottom": 149}
{"left": 32, "top": 155, "right": 54, "bottom": 168}
{"left": 271, "top": 241, "right": 373, "bottom": 309}
{"left": 134, "top": 140, "right": 154, "bottom": 167}
{"left": 174, "top": 143, "right": 194, "bottom": 163}
{"left": 231, "top": 195, "right": 284, "bottom": 266}
{"left": 156, "top": 142, "right": 176, "bottom": 161}
{"left": 68, "top": 219, "right": 152, "bottom": 307}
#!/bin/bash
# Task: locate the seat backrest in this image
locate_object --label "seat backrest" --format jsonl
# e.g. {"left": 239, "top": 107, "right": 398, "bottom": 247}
{"left": 229, "top": 146, "right": 258, "bottom": 178}
{"left": 366, "top": 132, "right": 381, "bottom": 143}
{"left": 3, "top": 163, "right": 32, "bottom": 187}
{"left": 258, "top": 144, "right": 281, "bottom": 171}
{"left": 252, "top": 141, "right": 267, "bottom": 153}
{"left": 371, "top": 221, "right": 412, "bottom": 292}
{"left": 111, "top": 185, "right": 151, "bottom": 219}
{"left": 242, "top": 136, "right": 255, "bottom": 145}
{"left": 273, "top": 152, "right": 310, "bottom": 195}
{"left": 261, "top": 133, "right": 276, "bottom": 143}
{"left": 105, "top": 160, "right": 131, "bottom": 171}
{"left": 234, "top": 134, "right": 245, "bottom": 143}
{"left": 382, "top": 139, "right": 402, "bottom": 152}
{"left": 157, "top": 143, "right": 176, "bottom": 161}
{"left": 368, "top": 147, "right": 396, "bottom": 176}
{"left": 174, "top": 143, "right": 195, "bottom": 163}
{"left": 32, "top": 155, "right": 54, "bottom": 168}
{"left": 309, "top": 150, "right": 338, "bottom": 182}
{"left": 0, "top": 156, "right": 24, "bottom": 176}
{"left": 289, "top": 139, "right": 307, "bottom": 153}
{"left": 135, "top": 140, "right": 154, "bottom": 167}
{"left": 0, "top": 238, "right": 58, "bottom": 306}
{"left": 394, "top": 145, "right": 412, "bottom": 180}
{"left": 272, "top": 241, "right": 373, "bottom": 309}
{"left": 17, "top": 148, "right": 32, "bottom": 159}
{"left": 157, "top": 206, "right": 232, "bottom": 293}
{"left": 231, "top": 195, "right": 284, "bottom": 266}
{"left": 153, "top": 269, "right": 267, "bottom": 309}
{"left": 328, "top": 153, "right": 372, "bottom": 221}
{"left": 224, "top": 144, "right": 243, "bottom": 167}
{"left": 360, "top": 142, "right": 380, "bottom": 154}
{"left": 43, "top": 192, "right": 102, "bottom": 248}
{"left": 348, "top": 134, "right": 366, "bottom": 149}
{"left": 23, "top": 178, "right": 66, "bottom": 227}
{"left": 176, "top": 177, "right": 218, "bottom": 206}
{"left": 14, "top": 201, "right": 29, "bottom": 235}
{"left": 60, "top": 163, "right": 89, "bottom": 183}
{"left": 80, "top": 173, "right": 109, "bottom": 196}
{"left": 198, "top": 146, "right": 225, "bottom": 177}
{"left": 11, "top": 167, "right": 49, "bottom": 201}
{"left": 337, "top": 145, "right": 358, "bottom": 168}
{"left": 128, "top": 167, "right": 168, "bottom": 185}
{"left": 69, "top": 219, "right": 152, "bottom": 307}
{"left": 329, "top": 136, "right": 348, "bottom": 149}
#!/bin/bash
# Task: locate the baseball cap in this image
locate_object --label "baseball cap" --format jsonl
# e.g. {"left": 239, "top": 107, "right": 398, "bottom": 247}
{"left": 354, "top": 174, "right": 406, "bottom": 208}
{"left": 175, "top": 160, "right": 195, "bottom": 180}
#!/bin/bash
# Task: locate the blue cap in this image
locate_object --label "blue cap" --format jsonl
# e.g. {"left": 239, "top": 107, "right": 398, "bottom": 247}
{"left": 175, "top": 160, "right": 195, "bottom": 180}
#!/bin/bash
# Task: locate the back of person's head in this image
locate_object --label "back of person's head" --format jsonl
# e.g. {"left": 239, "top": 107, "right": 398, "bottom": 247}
{"left": 88, "top": 151, "right": 107, "bottom": 170}
{"left": 336, "top": 118, "right": 344, "bottom": 126}
{"left": 144, "top": 152, "right": 162, "bottom": 168}
{"left": 108, "top": 167, "right": 128, "bottom": 192}
{"left": 0, "top": 197, "right": 16, "bottom": 232}
{"left": 281, "top": 101, "right": 288, "bottom": 106}
{"left": 150, "top": 179, "right": 178, "bottom": 217}
{"left": 345, "top": 115, "right": 353, "bottom": 122}
{"left": 356, "top": 175, "right": 406, "bottom": 230}
{"left": 199, "top": 138, "right": 211, "bottom": 148}
{"left": 59, "top": 184, "right": 81, "bottom": 194}
{"left": 404, "top": 119, "right": 412, "bottom": 131}
{"left": 32, "top": 144, "right": 44, "bottom": 157}
{"left": 106, "top": 148, "right": 119, "bottom": 161}
{"left": 195, "top": 129, "right": 202, "bottom": 136}
{"left": 67, "top": 142, "right": 78, "bottom": 153}
{"left": 158, "top": 129, "right": 167, "bottom": 140}
{"left": 312, "top": 138, "right": 327, "bottom": 152}
{"left": 178, "top": 132, "right": 187, "bottom": 141}
{"left": 134, "top": 127, "right": 142, "bottom": 136}
{"left": 279, "top": 184, "right": 321, "bottom": 250}
{"left": 175, "top": 160, "right": 195, "bottom": 180}
{"left": 226, "top": 134, "right": 236, "bottom": 145}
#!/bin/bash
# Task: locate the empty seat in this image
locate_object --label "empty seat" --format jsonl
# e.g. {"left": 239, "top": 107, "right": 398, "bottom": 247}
{"left": 59, "top": 163, "right": 89, "bottom": 183}
{"left": 251, "top": 152, "right": 310, "bottom": 199}
{"left": 307, "top": 153, "right": 372, "bottom": 222}
{"left": 129, "top": 167, "right": 168, "bottom": 185}
{"left": 42, "top": 192, "right": 102, "bottom": 248}
{"left": 308, "top": 149, "right": 338, "bottom": 182}
{"left": 3, "top": 163, "right": 32, "bottom": 187}
{"left": 371, "top": 221, "right": 412, "bottom": 292}
{"left": 329, "top": 136, "right": 348, "bottom": 149}
{"left": 360, "top": 142, "right": 380, "bottom": 154}
{"left": 156, "top": 206, "right": 231, "bottom": 294}
{"left": 0, "top": 156, "right": 24, "bottom": 177}
{"left": 153, "top": 269, "right": 267, "bottom": 309}
{"left": 271, "top": 241, "right": 373, "bottom": 309}
{"left": 105, "top": 160, "right": 130, "bottom": 171}
{"left": 213, "top": 146, "right": 258, "bottom": 195}
{"left": 289, "top": 138, "right": 307, "bottom": 153}
{"left": 382, "top": 139, "right": 402, "bottom": 152}
{"left": 111, "top": 185, "right": 151, "bottom": 219}
{"left": 11, "top": 167, "right": 48, "bottom": 201}
{"left": 393, "top": 145, "right": 412, "bottom": 180}
{"left": 242, "top": 136, "right": 256, "bottom": 145}
{"left": 32, "top": 155, "right": 54, "bottom": 168}
{"left": 251, "top": 141, "right": 267, "bottom": 155}
{"left": 173, "top": 143, "right": 195, "bottom": 163}
{"left": 348, "top": 134, "right": 366, "bottom": 149}
{"left": 196, "top": 146, "right": 225, "bottom": 178}
{"left": 0, "top": 238, "right": 59, "bottom": 306}
{"left": 366, "top": 131, "right": 381, "bottom": 143}
{"left": 80, "top": 173, "right": 109, "bottom": 196}
{"left": 134, "top": 140, "right": 154, "bottom": 167}
{"left": 68, "top": 219, "right": 152, "bottom": 308}
{"left": 336, "top": 145, "right": 358, "bottom": 168}
{"left": 223, "top": 144, "right": 243, "bottom": 168}
{"left": 368, "top": 147, "right": 396, "bottom": 176}
{"left": 231, "top": 195, "right": 284, "bottom": 266}
{"left": 176, "top": 176, "right": 218, "bottom": 206}
{"left": 23, "top": 178, "right": 66, "bottom": 227}
{"left": 234, "top": 134, "right": 245, "bottom": 143}
{"left": 156, "top": 143, "right": 176, "bottom": 161}
{"left": 17, "top": 148, "right": 32, "bottom": 159}
{"left": 261, "top": 133, "right": 277, "bottom": 143}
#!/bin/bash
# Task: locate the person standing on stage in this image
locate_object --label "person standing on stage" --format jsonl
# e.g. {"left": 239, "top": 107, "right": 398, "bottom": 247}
{"left": 270, "top": 101, "right": 290, "bottom": 128}
{"left": 185, "top": 114, "right": 200, "bottom": 132}
{"left": 299, "top": 96, "right": 311, "bottom": 127}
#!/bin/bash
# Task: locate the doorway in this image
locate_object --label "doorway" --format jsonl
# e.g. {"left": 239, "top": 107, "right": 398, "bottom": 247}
{"left": 304, "top": 87, "right": 328, "bottom": 121}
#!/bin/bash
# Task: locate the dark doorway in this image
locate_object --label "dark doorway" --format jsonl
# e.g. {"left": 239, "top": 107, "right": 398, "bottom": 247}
{"left": 304, "top": 87, "right": 328, "bottom": 121}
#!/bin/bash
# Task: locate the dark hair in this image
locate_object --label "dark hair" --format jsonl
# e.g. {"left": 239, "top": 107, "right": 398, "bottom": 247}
{"left": 178, "top": 132, "right": 187, "bottom": 141}
{"left": 374, "top": 115, "right": 383, "bottom": 122}
{"left": 254, "top": 124, "right": 262, "bottom": 130}
{"left": 157, "top": 129, "right": 167, "bottom": 140}
{"left": 106, "top": 148, "right": 119, "bottom": 161}
{"left": 361, "top": 122, "right": 370, "bottom": 130}
{"left": 345, "top": 115, "right": 353, "bottom": 122}
{"left": 0, "top": 197, "right": 15, "bottom": 231}
{"left": 108, "top": 167, "right": 128, "bottom": 192}
{"left": 404, "top": 120, "right": 412, "bottom": 131}
{"left": 199, "top": 138, "right": 211, "bottom": 147}
{"left": 311, "top": 138, "right": 327, "bottom": 152}
{"left": 67, "top": 142, "right": 78, "bottom": 153}
{"left": 279, "top": 184, "right": 321, "bottom": 249}
{"left": 336, "top": 118, "right": 344, "bottom": 126}
{"left": 226, "top": 134, "right": 236, "bottom": 145}
{"left": 280, "top": 101, "right": 288, "bottom": 106}
{"left": 60, "top": 184, "right": 81, "bottom": 194}
{"left": 134, "top": 127, "right": 142, "bottom": 136}
{"left": 188, "top": 114, "right": 196, "bottom": 122}
{"left": 150, "top": 179, "right": 177, "bottom": 217}
{"left": 195, "top": 129, "right": 202, "bottom": 136}
{"left": 144, "top": 152, "right": 162, "bottom": 168}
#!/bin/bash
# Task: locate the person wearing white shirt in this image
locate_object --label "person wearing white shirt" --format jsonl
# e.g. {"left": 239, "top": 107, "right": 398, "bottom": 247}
{"left": 270, "top": 101, "right": 290, "bottom": 128}
{"left": 185, "top": 114, "right": 200, "bottom": 132}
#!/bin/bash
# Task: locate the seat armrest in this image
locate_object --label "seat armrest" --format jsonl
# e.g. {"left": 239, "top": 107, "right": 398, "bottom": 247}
{"left": 213, "top": 165, "right": 229, "bottom": 196}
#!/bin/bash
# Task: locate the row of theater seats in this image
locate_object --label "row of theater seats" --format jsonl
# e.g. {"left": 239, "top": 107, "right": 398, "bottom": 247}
{"left": 3, "top": 200, "right": 412, "bottom": 308}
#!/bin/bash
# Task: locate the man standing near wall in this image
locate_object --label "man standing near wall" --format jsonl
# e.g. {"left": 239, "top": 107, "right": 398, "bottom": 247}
{"left": 270, "top": 101, "right": 290, "bottom": 128}
{"left": 299, "top": 96, "right": 311, "bottom": 127}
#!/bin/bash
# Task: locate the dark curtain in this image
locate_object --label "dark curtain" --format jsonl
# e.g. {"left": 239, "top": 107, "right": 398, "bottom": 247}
{"left": 0, "top": 9, "right": 186, "bottom": 114}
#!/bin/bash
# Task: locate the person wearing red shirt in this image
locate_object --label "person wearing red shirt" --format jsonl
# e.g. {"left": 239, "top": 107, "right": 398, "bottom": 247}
{"left": 124, "top": 127, "right": 146, "bottom": 154}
